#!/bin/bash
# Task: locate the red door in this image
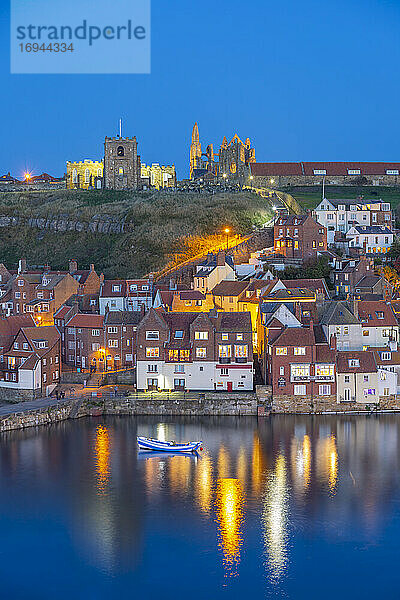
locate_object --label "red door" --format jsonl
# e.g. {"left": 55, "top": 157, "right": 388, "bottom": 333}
{"left": 227, "top": 382, "right": 233, "bottom": 392}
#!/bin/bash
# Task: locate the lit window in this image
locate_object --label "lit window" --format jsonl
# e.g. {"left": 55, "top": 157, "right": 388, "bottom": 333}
{"left": 195, "top": 331, "right": 208, "bottom": 340}
{"left": 146, "top": 347, "right": 159, "bottom": 358}
{"left": 276, "top": 347, "right": 287, "bottom": 355}
{"left": 294, "top": 347, "right": 306, "bottom": 355}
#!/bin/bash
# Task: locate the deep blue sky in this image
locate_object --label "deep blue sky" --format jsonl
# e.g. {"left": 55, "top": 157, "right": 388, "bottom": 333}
{"left": 1, "top": 0, "right": 400, "bottom": 179}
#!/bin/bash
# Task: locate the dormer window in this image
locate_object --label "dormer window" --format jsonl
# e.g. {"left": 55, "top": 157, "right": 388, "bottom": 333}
{"left": 381, "top": 352, "right": 391, "bottom": 360}
{"left": 112, "top": 285, "right": 121, "bottom": 293}
{"left": 130, "top": 285, "right": 138, "bottom": 291}
{"left": 17, "top": 279, "right": 23, "bottom": 286}
{"left": 376, "top": 311, "right": 384, "bottom": 319}
{"left": 348, "top": 359, "right": 359, "bottom": 367}
{"left": 174, "top": 330, "right": 184, "bottom": 339}
{"left": 35, "top": 341, "right": 47, "bottom": 349}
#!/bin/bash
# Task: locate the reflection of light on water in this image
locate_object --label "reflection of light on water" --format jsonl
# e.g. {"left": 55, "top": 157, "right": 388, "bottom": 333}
{"left": 169, "top": 455, "right": 192, "bottom": 494}
{"left": 328, "top": 436, "right": 338, "bottom": 495}
{"left": 215, "top": 478, "right": 244, "bottom": 577}
{"left": 218, "top": 446, "right": 230, "bottom": 479}
{"left": 291, "top": 434, "right": 311, "bottom": 498}
{"left": 195, "top": 452, "right": 213, "bottom": 514}
{"left": 303, "top": 435, "right": 311, "bottom": 489}
{"left": 262, "top": 454, "right": 289, "bottom": 582}
{"left": 157, "top": 423, "right": 167, "bottom": 442}
{"left": 95, "top": 425, "right": 110, "bottom": 493}
{"left": 237, "top": 447, "right": 247, "bottom": 487}
{"left": 316, "top": 435, "right": 338, "bottom": 494}
{"left": 252, "top": 434, "right": 264, "bottom": 496}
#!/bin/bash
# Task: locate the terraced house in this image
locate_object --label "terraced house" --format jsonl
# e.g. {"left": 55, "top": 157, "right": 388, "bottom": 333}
{"left": 136, "top": 308, "right": 253, "bottom": 392}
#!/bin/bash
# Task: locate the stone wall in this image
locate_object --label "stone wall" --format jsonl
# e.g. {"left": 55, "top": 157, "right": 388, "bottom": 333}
{"left": 0, "top": 214, "right": 126, "bottom": 234}
{"left": 269, "top": 393, "right": 400, "bottom": 414}
{"left": 253, "top": 174, "right": 400, "bottom": 188}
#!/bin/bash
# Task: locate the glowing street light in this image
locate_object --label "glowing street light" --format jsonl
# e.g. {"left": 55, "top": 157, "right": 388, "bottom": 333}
{"left": 270, "top": 178, "right": 275, "bottom": 185}
{"left": 224, "top": 227, "right": 230, "bottom": 250}
{"left": 222, "top": 173, "right": 227, "bottom": 179}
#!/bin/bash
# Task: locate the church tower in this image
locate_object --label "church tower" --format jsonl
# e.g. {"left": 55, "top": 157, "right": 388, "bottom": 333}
{"left": 190, "top": 122, "right": 202, "bottom": 179}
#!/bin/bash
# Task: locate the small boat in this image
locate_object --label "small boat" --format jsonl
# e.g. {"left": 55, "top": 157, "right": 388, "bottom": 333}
{"left": 137, "top": 450, "right": 199, "bottom": 460}
{"left": 137, "top": 436, "right": 203, "bottom": 453}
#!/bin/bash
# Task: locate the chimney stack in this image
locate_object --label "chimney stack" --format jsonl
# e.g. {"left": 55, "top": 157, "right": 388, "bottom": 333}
{"left": 330, "top": 334, "right": 337, "bottom": 351}
{"left": 69, "top": 259, "right": 78, "bottom": 274}
{"left": 353, "top": 296, "right": 359, "bottom": 319}
{"left": 90, "top": 263, "right": 95, "bottom": 272}
{"left": 18, "top": 259, "right": 26, "bottom": 274}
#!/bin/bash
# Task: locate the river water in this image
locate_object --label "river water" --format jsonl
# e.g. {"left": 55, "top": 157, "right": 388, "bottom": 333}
{"left": 0, "top": 415, "right": 399, "bottom": 599}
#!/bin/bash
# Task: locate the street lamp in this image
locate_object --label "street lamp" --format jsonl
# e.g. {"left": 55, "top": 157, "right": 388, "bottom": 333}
{"left": 224, "top": 227, "right": 230, "bottom": 250}
{"left": 270, "top": 178, "right": 275, "bottom": 185}
{"left": 250, "top": 175, "right": 254, "bottom": 188}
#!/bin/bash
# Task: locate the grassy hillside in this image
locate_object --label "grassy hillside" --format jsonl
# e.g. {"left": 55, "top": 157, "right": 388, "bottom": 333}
{"left": 284, "top": 185, "right": 400, "bottom": 212}
{"left": 0, "top": 189, "right": 272, "bottom": 278}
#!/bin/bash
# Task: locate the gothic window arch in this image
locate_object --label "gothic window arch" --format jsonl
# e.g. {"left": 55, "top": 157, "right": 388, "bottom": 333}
{"left": 72, "top": 168, "right": 78, "bottom": 184}
{"left": 97, "top": 168, "right": 102, "bottom": 177}
{"left": 84, "top": 168, "right": 90, "bottom": 183}
{"left": 118, "top": 167, "right": 124, "bottom": 176}
{"left": 117, "top": 146, "right": 124, "bottom": 157}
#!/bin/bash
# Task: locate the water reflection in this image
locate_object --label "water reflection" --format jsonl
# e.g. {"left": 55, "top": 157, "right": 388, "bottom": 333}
{"left": 262, "top": 454, "right": 289, "bottom": 581}
{"left": 195, "top": 451, "right": 213, "bottom": 514}
{"left": 95, "top": 424, "right": 110, "bottom": 493}
{"left": 215, "top": 478, "right": 244, "bottom": 577}
{"left": 1, "top": 415, "right": 400, "bottom": 595}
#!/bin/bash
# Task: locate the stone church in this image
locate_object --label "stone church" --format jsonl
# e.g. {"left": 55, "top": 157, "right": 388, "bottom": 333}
{"left": 189, "top": 122, "right": 255, "bottom": 182}
{"left": 103, "top": 136, "right": 142, "bottom": 190}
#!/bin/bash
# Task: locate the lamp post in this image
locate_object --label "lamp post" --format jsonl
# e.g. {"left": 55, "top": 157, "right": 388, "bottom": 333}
{"left": 224, "top": 228, "right": 230, "bottom": 251}
{"left": 250, "top": 175, "right": 254, "bottom": 189}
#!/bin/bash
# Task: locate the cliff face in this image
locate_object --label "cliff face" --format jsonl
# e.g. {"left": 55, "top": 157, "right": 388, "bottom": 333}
{"left": 0, "top": 189, "right": 273, "bottom": 278}
{"left": 0, "top": 214, "right": 126, "bottom": 234}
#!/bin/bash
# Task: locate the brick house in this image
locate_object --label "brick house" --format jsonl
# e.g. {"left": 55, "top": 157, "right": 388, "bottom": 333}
{"left": 274, "top": 215, "right": 327, "bottom": 260}
{"left": 171, "top": 290, "right": 215, "bottom": 312}
{"left": 333, "top": 256, "right": 375, "bottom": 298}
{"left": 63, "top": 314, "right": 105, "bottom": 371}
{"left": 136, "top": 308, "right": 253, "bottom": 391}
{"left": 68, "top": 260, "right": 103, "bottom": 295}
{"left": 266, "top": 323, "right": 336, "bottom": 402}
{"left": 104, "top": 310, "right": 141, "bottom": 370}
{"left": 0, "top": 325, "right": 61, "bottom": 396}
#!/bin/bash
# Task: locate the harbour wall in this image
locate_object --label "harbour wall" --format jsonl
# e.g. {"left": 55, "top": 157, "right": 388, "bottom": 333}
{"left": 2, "top": 390, "right": 400, "bottom": 433}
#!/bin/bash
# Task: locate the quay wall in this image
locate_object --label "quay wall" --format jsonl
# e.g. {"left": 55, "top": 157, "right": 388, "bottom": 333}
{"left": 2, "top": 390, "right": 400, "bottom": 433}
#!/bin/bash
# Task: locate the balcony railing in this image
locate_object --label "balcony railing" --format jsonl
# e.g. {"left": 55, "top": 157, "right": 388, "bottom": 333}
{"left": 291, "top": 374, "right": 334, "bottom": 382}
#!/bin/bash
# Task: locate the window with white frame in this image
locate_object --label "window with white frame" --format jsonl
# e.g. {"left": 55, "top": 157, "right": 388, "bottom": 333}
{"left": 218, "top": 345, "right": 232, "bottom": 358}
{"left": 108, "top": 340, "right": 118, "bottom": 348}
{"left": 92, "top": 329, "right": 100, "bottom": 337}
{"left": 276, "top": 347, "right": 287, "bottom": 355}
{"left": 146, "top": 331, "right": 159, "bottom": 340}
{"left": 146, "top": 347, "right": 159, "bottom": 358}
{"left": 294, "top": 384, "right": 306, "bottom": 395}
{"left": 319, "top": 385, "right": 331, "bottom": 396}
{"left": 108, "top": 326, "right": 118, "bottom": 334}
{"left": 294, "top": 347, "right": 306, "bottom": 355}
{"left": 291, "top": 364, "right": 310, "bottom": 378}
{"left": 234, "top": 345, "right": 248, "bottom": 358}
{"left": 196, "top": 347, "right": 206, "bottom": 358}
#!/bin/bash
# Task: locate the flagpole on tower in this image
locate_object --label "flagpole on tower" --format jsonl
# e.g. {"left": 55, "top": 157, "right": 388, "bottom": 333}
{"left": 119, "top": 118, "right": 122, "bottom": 138}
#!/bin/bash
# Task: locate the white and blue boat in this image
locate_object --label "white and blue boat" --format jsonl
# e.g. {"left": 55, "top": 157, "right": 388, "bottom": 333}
{"left": 137, "top": 436, "right": 203, "bottom": 453}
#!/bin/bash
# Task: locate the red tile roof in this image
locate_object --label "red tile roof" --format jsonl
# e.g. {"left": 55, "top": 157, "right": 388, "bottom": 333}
{"left": 100, "top": 280, "right": 126, "bottom": 297}
{"left": 67, "top": 314, "right": 104, "bottom": 328}
{"left": 271, "top": 326, "right": 315, "bottom": 347}
{"left": 251, "top": 162, "right": 400, "bottom": 177}
{"left": 357, "top": 301, "right": 397, "bottom": 327}
{"left": 337, "top": 351, "right": 377, "bottom": 373}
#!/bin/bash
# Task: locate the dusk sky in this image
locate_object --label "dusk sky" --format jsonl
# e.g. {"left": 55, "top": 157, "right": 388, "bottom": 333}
{"left": 1, "top": 0, "right": 400, "bottom": 179}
